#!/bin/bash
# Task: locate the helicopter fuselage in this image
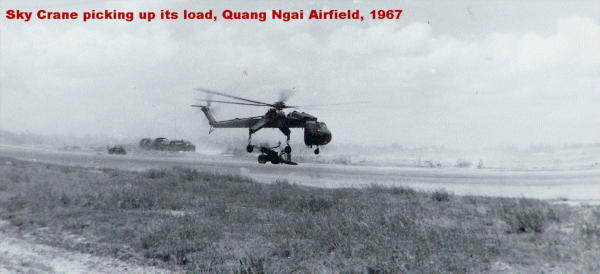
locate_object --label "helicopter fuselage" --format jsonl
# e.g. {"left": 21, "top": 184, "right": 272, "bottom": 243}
{"left": 304, "top": 120, "right": 332, "bottom": 146}
{"left": 200, "top": 107, "right": 331, "bottom": 147}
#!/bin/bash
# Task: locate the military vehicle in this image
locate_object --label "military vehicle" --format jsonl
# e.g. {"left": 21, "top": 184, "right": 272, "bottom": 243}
{"left": 169, "top": 140, "right": 196, "bottom": 152}
{"left": 139, "top": 137, "right": 195, "bottom": 152}
{"left": 139, "top": 138, "right": 152, "bottom": 149}
{"left": 107, "top": 145, "right": 127, "bottom": 155}
{"left": 150, "top": 137, "right": 170, "bottom": 150}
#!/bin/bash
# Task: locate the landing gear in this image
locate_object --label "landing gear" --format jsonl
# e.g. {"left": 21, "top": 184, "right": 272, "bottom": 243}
{"left": 284, "top": 145, "right": 292, "bottom": 154}
{"left": 314, "top": 148, "right": 320, "bottom": 155}
{"left": 247, "top": 129, "right": 255, "bottom": 153}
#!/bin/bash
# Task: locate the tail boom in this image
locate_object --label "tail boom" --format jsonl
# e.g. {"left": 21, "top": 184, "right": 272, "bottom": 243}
{"left": 199, "top": 106, "right": 217, "bottom": 126}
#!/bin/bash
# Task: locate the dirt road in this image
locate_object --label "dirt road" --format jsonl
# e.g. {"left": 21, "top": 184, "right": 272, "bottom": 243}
{"left": 0, "top": 221, "right": 176, "bottom": 274}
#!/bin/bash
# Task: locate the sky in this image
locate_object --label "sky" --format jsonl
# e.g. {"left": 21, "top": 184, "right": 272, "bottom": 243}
{"left": 1, "top": 0, "right": 599, "bottom": 149}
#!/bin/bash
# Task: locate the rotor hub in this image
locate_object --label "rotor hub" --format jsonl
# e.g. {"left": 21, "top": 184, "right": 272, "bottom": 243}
{"left": 273, "top": 101, "right": 286, "bottom": 110}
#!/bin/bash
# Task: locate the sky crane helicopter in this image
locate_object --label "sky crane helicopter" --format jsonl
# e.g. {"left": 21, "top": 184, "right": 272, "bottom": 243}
{"left": 192, "top": 88, "right": 334, "bottom": 165}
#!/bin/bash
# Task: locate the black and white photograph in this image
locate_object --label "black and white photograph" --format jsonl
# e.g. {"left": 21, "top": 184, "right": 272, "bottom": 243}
{"left": 1, "top": 0, "right": 599, "bottom": 272}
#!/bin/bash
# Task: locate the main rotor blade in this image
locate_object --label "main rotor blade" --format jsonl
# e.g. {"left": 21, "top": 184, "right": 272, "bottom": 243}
{"left": 289, "top": 107, "right": 358, "bottom": 112}
{"left": 195, "top": 99, "right": 267, "bottom": 107}
{"left": 285, "top": 100, "right": 369, "bottom": 109}
{"left": 195, "top": 88, "right": 273, "bottom": 107}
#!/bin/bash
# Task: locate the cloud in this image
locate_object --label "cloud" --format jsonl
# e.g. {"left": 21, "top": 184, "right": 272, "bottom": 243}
{"left": 327, "top": 21, "right": 431, "bottom": 54}
{"left": 1, "top": 1, "right": 599, "bottom": 149}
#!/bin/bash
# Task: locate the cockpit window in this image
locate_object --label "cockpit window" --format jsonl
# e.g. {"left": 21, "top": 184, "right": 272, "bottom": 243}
{"left": 318, "top": 122, "right": 328, "bottom": 130}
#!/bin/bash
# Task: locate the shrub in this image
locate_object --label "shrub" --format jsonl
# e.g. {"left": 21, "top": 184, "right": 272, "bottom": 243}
{"left": 581, "top": 209, "right": 600, "bottom": 238}
{"left": 206, "top": 200, "right": 229, "bottom": 219}
{"left": 146, "top": 168, "right": 168, "bottom": 179}
{"left": 60, "top": 166, "right": 76, "bottom": 173}
{"left": 273, "top": 179, "right": 295, "bottom": 188}
{"left": 581, "top": 221, "right": 600, "bottom": 238}
{"left": 431, "top": 189, "right": 451, "bottom": 202}
{"left": 389, "top": 185, "right": 417, "bottom": 196}
{"left": 305, "top": 196, "right": 336, "bottom": 213}
{"left": 500, "top": 198, "right": 549, "bottom": 234}
{"left": 455, "top": 159, "right": 472, "bottom": 168}
{"left": 238, "top": 255, "right": 266, "bottom": 274}
{"left": 268, "top": 189, "right": 289, "bottom": 208}
{"left": 283, "top": 195, "right": 337, "bottom": 214}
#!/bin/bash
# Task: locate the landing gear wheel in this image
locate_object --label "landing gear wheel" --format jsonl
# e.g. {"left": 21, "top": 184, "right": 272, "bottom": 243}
{"left": 257, "top": 154, "right": 267, "bottom": 164}
{"left": 246, "top": 145, "right": 254, "bottom": 153}
{"left": 284, "top": 145, "right": 292, "bottom": 154}
{"left": 314, "top": 148, "right": 320, "bottom": 155}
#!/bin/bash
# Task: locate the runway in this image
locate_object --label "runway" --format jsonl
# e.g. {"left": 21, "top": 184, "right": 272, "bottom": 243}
{"left": 2, "top": 145, "right": 599, "bottom": 204}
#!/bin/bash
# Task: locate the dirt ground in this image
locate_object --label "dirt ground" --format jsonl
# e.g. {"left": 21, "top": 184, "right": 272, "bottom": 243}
{"left": 0, "top": 221, "right": 176, "bottom": 274}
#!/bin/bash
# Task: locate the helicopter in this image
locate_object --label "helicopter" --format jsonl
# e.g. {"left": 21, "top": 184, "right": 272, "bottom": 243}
{"left": 192, "top": 88, "right": 333, "bottom": 165}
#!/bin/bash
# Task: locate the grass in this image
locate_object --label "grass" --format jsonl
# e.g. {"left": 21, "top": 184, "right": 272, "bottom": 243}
{"left": 1, "top": 156, "right": 599, "bottom": 273}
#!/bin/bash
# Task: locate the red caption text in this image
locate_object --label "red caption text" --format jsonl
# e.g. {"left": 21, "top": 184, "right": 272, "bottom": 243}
{"left": 5, "top": 9, "right": 402, "bottom": 22}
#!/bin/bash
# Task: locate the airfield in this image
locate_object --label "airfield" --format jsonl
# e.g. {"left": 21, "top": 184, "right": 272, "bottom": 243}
{"left": 2, "top": 144, "right": 599, "bottom": 205}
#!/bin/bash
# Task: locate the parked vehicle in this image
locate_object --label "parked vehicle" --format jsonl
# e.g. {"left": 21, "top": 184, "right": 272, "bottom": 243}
{"left": 139, "top": 138, "right": 152, "bottom": 149}
{"left": 107, "top": 145, "right": 127, "bottom": 155}
{"left": 151, "top": 137, "right": 170, "bottom": 151}
{"left": 139, "top": 137, "right": 196, "bottom": 152}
